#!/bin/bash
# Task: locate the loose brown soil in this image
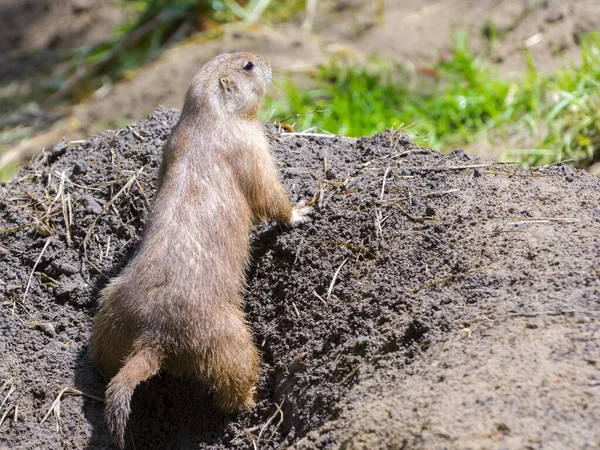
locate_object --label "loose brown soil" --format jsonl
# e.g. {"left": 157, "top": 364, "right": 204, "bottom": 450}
{"left": 1, "top": 108, "right": 599, "bottom": 449}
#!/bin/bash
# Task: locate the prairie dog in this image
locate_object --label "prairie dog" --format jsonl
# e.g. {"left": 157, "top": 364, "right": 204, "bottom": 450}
{"left": 91, "top": 52, "right": 309, "bottom": 448}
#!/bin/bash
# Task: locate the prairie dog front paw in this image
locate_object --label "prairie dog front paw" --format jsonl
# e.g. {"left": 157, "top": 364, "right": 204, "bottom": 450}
{"left": 290, "top": 200, "right": 312, "bottom": 225}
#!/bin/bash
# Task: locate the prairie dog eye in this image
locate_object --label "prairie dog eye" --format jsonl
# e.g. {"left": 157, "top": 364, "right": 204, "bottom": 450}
{"left": 243, "top": 61, "right": 254, "bottom": 71}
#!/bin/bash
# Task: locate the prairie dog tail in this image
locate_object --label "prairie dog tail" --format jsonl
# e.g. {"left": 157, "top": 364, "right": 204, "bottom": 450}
{"left": 105, "top": 344, "right": 163, "bottom": 448}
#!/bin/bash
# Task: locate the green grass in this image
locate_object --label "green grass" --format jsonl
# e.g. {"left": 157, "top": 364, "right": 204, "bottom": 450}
{"left": 269, "top": 32, "right": 600, "bottom": 167}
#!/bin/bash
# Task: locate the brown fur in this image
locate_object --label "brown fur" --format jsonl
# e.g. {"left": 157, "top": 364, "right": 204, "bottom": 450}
{"left": 91, "top": 52, "right": 309, "bottom": 448}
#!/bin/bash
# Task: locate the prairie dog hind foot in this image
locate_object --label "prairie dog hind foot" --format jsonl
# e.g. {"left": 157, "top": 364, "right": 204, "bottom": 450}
{"left": 290, "top": 200, "right": 312, "bottom": 225}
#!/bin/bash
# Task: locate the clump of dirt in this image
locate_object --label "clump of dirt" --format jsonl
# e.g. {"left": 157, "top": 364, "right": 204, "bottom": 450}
{"left": 1, "top": 108, "right": 599, "bottom": 450}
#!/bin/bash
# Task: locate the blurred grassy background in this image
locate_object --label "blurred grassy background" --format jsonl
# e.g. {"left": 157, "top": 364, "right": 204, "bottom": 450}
{"left": 270, "top": 32, "right": 600, "bottom": 167}
{"left": 28, "top": 0, "right": 307, "bottom": 106}
{"left": 1, "top": 0, "right": 599, "bottom": 179}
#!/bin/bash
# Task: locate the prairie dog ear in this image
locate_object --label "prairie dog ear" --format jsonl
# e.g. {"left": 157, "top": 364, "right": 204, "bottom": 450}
{"left": 219, "top": 76, "right": 233, "bottom": 95}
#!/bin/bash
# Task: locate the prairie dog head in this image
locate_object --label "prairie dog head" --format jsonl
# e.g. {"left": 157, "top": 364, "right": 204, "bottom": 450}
{"left": 184, "top": 52, "right": 272, "bottom": 120}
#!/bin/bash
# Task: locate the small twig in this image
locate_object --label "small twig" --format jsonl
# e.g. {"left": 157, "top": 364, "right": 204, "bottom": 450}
{"left": 0, "top": 222, "right": 37, "bottom": 234}
{"left": 126, "top": 125, "right": 145, "bottom": 141}
{"left": 236, "top": 399, "right": 285, "bottom": 447}
{"left": 481, "top": 170, "right": 551, "bottom": 178}
{"left": 380, "top": 166, "right": 391, "bottom": 200}
{"left": 0, "top": 379, "right": 13, "bottom": 394}
{"left": 317, "top": 185, "right": 325, "bottom": 210}
{"left": 23, "top": 189, "right": 48, "bottom": 210}
{"left": 0, "top": 403, "right": 16, "bottom": 427}
{"left": 135, "top": 179, "right": 150, "bottom": 206}
{"left": 313, "top": 290, "right": 327, "bottom": 305}
{"left": 0, "top": 380, "right": 18, "bottom": 427}
{"left": 257, "top": 399, "right": 285, "bottom": 444}
{"left": 0, "top": 380, "right": 15, "bottom": 411}
{"left": 375, "top": 210, "right": 384, "bottom": 239}
{"left": 281, "top": 132, "right": 339, "bottom": 138}
{"left": 19, "top": 237, "right": 52, "bottom": 309}
{"left": 337, "top": 364, "right": 361, "bottom": 386}
{"left": 41, "top": 170, "right": 67, "bottom": 223}
{"left": 61, "top": 175, "right": 103, "bottom": 191}
{"left": 280, "top": 130, "right": 338, "bottom": 139}
{"left": 5, "top": 298, "right": 32, "bottom": 322}
{"left": 41, "top": 388, "right": 104, "bottom": 433}
{"left": 41, "top": 273, "right": 61, "bottom": 286}
{"left": 292, "top": 302, "right": 301, "bottom": 318}
{"left": 104, "top": 236, "right": 112, "bottom": 259}
{"left": 545, "top": 158, "right": 574, "bottom": 167}
{"left": 83, "top": 169, "right": 142, "bottom": 267}
{"left": 267, "top": 400, "right": 285, "bottom": 441}
{"left": 322, "top": 241, "right": 377, "bottom": 259}
{"left": 276, "top": 108, "right": 327, "bottom": 125}
{"left": 380, "top": 214, "right": 392, "bottom": 225}
{"left": 390, "top": 149, "right": 419, "bottom": 159}
{"left": 509, "top": 217, "right": 579, "bottom": 224}
{"left": 62, "top": 193, "right": 72, "bottom": 245}
{"left": 446, "top": 163, "right": 517, "bottom": 170}
{"left": 410, "top": 162, "right": 517, "bottom": 172}
{"left": 327, "top": 258, "right": 349, "bottom": 299}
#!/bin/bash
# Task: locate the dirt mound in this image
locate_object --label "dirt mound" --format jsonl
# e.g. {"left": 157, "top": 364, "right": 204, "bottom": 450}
{"left": 1, "top": 108, "right": 599, "bottom": 450}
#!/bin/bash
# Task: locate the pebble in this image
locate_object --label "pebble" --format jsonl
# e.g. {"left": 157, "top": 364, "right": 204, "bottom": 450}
{"left": 72, "top": 159, "right": 88, "bottom": 175}
{"left": 39, "top": 323, "right": 56, "bottom": 338}
{"left": 53, "top": 261, "right": 78, "bottom": 275}
{"left": 83, "top": 196, "right": 103, "bottom": 215}
{"left": 51, "top": 140, "right": 68, "bottom": 157}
